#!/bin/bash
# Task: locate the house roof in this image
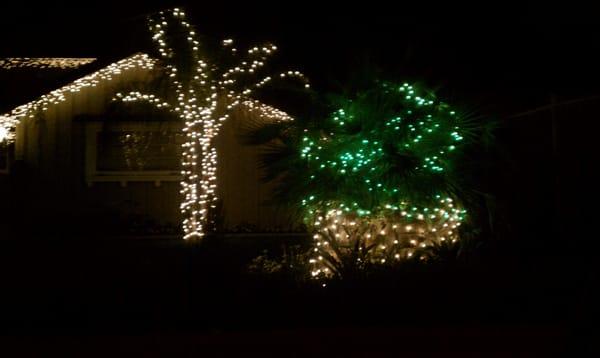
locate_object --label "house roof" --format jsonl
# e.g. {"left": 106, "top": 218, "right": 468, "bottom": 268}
{"left": 0, "top": 56, "right": 123, "bottom": 114}
{"left": 0, "top": 53, "right": 293, "bottom": 143}
{"left": 0, "top": 58, "right": 96, "bottom": 70}
{"left": 0, "top": 53, "right": 156, "bottom": 141}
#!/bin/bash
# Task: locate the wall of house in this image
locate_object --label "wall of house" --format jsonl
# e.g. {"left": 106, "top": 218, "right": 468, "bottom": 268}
{"left": 0, "top": 142, "right": 14, "bottom": 236}
{"left": 216, "top": 109, "right": 296, "bottom": 232}
{"left": 6, "top": 65, "right": 296, "bottom": 237}
{"left": 9, "top": 65, "right": 167, "bottom": 236}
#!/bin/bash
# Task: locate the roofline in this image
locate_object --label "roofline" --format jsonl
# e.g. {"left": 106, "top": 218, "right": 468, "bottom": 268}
{"left": 0, "top": 58, "right": 97, "bottom": 70}
{"left": 0, "top": 53, "right": 156, "bottom": 142}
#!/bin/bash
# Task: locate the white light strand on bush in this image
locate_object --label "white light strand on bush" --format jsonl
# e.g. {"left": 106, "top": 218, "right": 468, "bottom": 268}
{"left": 114, "top": 8, "right": 309, "bottom": 240}
{"left": 308, "top": 198, "right": 466, "bottom": 278}
{"left": 0, "top": 53, "right": 156, "bottom": 143}
{"left": 0, "top": 57, "right": 96, "bottom": 69}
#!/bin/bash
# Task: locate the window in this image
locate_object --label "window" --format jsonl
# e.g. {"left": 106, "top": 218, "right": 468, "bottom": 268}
{"left": 85, "top": 121, "right": 183, "bottom": 185}
{"left": 97, "top": 131, "right": 183, "bottom": 171}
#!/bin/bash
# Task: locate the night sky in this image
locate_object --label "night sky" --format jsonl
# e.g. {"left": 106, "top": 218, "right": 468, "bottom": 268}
{"left": 1, "top": 1, "right": 600, "bottom": 115}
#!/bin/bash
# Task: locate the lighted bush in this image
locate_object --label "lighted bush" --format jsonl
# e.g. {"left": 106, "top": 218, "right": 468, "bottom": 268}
{"left": 247, "top": 81, "right": 486, "bottom": 278}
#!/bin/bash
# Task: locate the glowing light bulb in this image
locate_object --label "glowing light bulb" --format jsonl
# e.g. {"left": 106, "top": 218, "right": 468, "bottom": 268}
{"left": 0, "top": 126, "right": 8, "bottom": 142}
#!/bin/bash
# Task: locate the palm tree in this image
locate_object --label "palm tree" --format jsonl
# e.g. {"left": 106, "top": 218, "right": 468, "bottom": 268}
{"left": 243, "top": 80, "right": 494, "bottom": 278}
{"left": 113, "top": 8, "right": 309, "bottom": 240}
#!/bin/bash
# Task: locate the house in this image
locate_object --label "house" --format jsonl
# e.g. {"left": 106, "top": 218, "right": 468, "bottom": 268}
{"left": 0, "top": 54, "right": 296, "bottom": 238}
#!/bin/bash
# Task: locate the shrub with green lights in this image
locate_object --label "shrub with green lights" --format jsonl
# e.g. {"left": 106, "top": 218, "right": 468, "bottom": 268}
{"left": 294, "top": 83, "right": 476, "bottom": 278}
{"left": 300, "top": 82, "right": 470, "bottom": 214}
{"left": 247, "top": 81, "right": 481, "bottom": 278}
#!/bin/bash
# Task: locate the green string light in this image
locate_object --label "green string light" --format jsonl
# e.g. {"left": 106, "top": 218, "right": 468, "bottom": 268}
{"left": 295, "top": 82, "right": 472, "bottom": 278}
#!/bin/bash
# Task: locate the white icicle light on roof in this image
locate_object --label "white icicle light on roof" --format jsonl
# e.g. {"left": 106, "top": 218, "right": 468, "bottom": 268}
{"left": 0, "top": 57, "right": 96, "bottom": 69}
{"left": 113, "top": 8, "right": 309, "bottom": 240}
{"left": 0, "top": 124, "right": 10, "bottom": 142}
{"left": 0, "top": 54, "right": 155, "bottom": 143}
{"left": 0, "top": 116, "right": 18, "bottom": 142}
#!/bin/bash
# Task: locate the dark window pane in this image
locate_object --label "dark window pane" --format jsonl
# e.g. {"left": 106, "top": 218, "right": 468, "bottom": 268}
{"left": 97, "top": 131, "right": 182, "bottom": 171}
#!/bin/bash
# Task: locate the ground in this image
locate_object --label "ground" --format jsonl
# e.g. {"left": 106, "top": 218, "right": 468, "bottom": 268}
{"left": 0, "top": 235, "right": 597, "bottom": 357}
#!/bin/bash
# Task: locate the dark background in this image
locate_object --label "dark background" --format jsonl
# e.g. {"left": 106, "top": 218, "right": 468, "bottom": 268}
{"left": 1, "top": 1, "right": 599, "bottom": 356}
{"left": 2, "top": 1, "right": 600, "bottom": 105}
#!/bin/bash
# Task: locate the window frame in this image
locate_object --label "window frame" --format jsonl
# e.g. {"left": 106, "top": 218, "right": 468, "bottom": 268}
{"left": 84, "top": 121, "right": 183, "bottom": 186}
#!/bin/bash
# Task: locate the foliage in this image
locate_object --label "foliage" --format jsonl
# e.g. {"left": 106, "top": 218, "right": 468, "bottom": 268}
{"left": 246, "top": 81, "right": 491, "bottom": 214}
{"left": 245, "top": 79, "right": 493, "bottom": 278}
{"left": 246, "top": 245, "right": 313, "bottom": 284}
